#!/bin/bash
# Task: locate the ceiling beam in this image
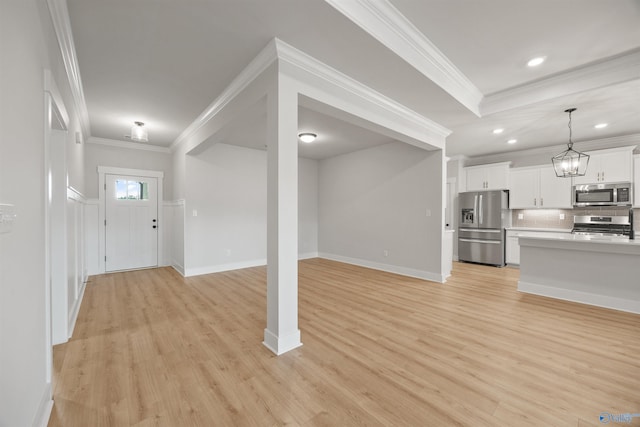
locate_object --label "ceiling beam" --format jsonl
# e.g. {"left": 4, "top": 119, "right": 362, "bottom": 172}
{"left": 324, "top": 0, "right": 483, "bottom": 117}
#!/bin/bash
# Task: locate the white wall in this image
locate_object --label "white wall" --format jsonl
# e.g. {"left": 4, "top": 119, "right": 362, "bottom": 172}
{"left": 84, "top": 141, "right": 173, "bottom": 199}
{"left": 318, "top": 142, "right": 444, "bottom": 281}
{"left": 0, "top": 0, "right": 84, "bottom": 424}
{"left": 163, "top": 201, "right": 185, "bottom": 273}
{"left": 183, "top": 143, "right": 318, "bottom": 276}
{"left": 298, "top": 157, "right": 318, "bottom": 258}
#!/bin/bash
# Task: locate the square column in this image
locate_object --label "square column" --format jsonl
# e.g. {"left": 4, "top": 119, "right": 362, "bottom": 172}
{"left": 263, "top": 78, "right": 302, "bottom": 355}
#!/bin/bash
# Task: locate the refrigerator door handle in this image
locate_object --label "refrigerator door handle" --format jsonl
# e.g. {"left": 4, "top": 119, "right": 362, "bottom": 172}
{"left": 478, "top": 194, "right": 484, "bottom": 225}
{"left": 459, "top": 228, "right": 502, "bottom": 233}
{"left": 473, "top": 194, "right": 478, "bottom": 225}
{"left": 459, "top": 238, "right": 500, "bottom": 244}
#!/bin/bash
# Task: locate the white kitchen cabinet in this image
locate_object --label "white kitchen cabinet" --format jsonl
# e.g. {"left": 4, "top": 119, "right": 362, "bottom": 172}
{"left": 506, "top": 233, "right": 521, "bottom": 265}
{"left": 464, "top": 162, "right": 510, "bottom": 191}
{"left": 509, "top": 165, "right": 571, "bottom": 209}
{"left": 509, "top": 168, "right": 538, "bottom": 209}
{"left": 573, "top": 146, "right": 635, "bottom": 185}
{"left": 506, "top": 229, "right": 572, "bottom": 265}
{"left": 635, "top": 155, "right": 640, "bottom": 207}
{"left": 539, "top": 165, "right": 572, "bottom": 208}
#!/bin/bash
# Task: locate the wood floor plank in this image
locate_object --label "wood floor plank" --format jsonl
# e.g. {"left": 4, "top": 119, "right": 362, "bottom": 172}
{"left": 50, "top": 260, "right": 640, "bottom": 426}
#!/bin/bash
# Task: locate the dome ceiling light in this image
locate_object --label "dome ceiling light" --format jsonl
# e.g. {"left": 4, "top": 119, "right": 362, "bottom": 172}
{"left": 298, "top": 132, "right": 317, "bottom": 143}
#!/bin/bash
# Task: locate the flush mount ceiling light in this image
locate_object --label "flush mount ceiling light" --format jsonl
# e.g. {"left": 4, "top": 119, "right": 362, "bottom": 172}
{"left": 131, "top": 121, "right": 148, "bottom": 142}
{"left": 298, "top": 132, "right": 317, "bottom": 143}
{"left": 594, "top": 123, "right": 608, "bottom": 129}
{"left": 552, "top": 108, "right": 589, "bottom": 178}
{"left": 507, "top": 139, "right": 517, "bottom": 144}
{"left": 527, "top": 56, "right": 546, "bottom": 67}
{"left": 492, "top": 128, "right": 504, "bottom": 134}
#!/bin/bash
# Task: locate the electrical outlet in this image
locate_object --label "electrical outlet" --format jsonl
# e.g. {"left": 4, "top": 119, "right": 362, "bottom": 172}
{"left": 192, "top": 209, "right": 198, "bottom": 217}
{"left": 225, "top": 249, "right": 231, "bottom": 256}
{"left": 559, "top": 213, "right": 565, "bottom": 220}
{"left": 383, "top": 250, "right": 389, "bottom": 257}
{"left": 518, "top": 213, "right": 524, "bottom": 220}
{"left": 425, "top": 208, "right": 432, "bottom": 217}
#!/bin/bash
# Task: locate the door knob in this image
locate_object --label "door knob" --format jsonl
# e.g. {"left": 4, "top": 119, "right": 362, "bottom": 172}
{"left": 153, "top": 225, "right": 157, "bottom": 229}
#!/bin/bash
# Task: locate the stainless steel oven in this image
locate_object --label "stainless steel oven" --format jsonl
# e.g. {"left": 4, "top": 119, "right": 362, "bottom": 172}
{"left": 573, "top": 182, "right": 632, "bottom": 207}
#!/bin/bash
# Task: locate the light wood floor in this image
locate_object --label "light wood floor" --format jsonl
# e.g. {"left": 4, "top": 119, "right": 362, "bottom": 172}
{"left": 49, "top": 260, "right": 640, "bottom": 426}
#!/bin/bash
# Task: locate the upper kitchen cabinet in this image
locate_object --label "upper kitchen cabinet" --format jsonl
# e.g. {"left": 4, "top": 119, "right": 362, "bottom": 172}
{"left": 573, "top": 146, "right": 636, "bottom": 185}
{"left": 510, "top": 165, "right": 571, "bottom": 209}
{"left": 464, "top": 162, "right": 510, "bottom": 191}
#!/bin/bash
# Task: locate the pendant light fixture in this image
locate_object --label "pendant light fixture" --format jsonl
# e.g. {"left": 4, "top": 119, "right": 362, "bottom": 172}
{"left": 131, "top": 121, "right": 148, "bottom": 142}
{"left": 552, "top": 108, "right": 589, "bottom": 178}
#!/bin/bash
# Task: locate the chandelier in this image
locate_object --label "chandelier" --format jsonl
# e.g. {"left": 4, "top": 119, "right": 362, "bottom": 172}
{"left": 551, "top": 108, "right": 589, "bottom": 178}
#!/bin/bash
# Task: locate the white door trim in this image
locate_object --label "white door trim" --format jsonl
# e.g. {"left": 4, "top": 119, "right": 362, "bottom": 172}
{"left": 98, "top": 166, "right": 164, "bottom": 274}
{"left": 43, "top": 68, "right": 69, "bottom": 421}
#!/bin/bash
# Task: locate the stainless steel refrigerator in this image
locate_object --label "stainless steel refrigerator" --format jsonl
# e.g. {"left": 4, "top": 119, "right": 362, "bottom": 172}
{"left": 458, "top": 190, "right": 509, "bottom": 266}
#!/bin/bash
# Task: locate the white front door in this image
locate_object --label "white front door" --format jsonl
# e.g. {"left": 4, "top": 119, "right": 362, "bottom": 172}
{"left": 105, "top": 174, "right": 158, "bottom": 272}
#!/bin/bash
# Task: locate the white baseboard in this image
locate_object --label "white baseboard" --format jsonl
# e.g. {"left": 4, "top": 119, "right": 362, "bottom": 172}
{"left": 318, "top": 252, "right": 444, "bottom": 283}
{"left": 298, "top": 252, "right": 319, "bottom": 260}
{"left": 185, "top": 258, "right": 267, "bottom": 277}
{"left": 32, "top": 382, "right": 53, "bottom": 427}
{"left": 172, "top": 262, "right": 185, "bottom": 277}
{"left": 263, "top": 328, "right": 303, "bottom": 355}
{"left": 184, "top": 253, "right": 321, "bottom": 277}
{"left": 518, "top": 280, "right": 640, "bottom": 314}
{"left": 67, "top": 279, "right": 87, "bottom": 339}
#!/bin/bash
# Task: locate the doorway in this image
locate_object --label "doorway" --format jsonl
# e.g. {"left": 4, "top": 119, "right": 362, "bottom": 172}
{"left": 98, "top": 167, "right": 164, "bottom": 273}
{"left": 105, "top": 174, "right": 158, "bottom": 271}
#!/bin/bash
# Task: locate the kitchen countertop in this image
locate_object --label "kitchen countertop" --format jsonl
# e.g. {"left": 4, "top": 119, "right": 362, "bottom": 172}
{"left": 521, "top": 233, "right": 640, "bottom": 244}
{"left": 518, "top": 233, "right": 640, "bottom": 256}
{"left": 518, "top": 233, "right": 640, "bottom": 314}
{"left": 506, "top": 227, "right": 572, "bottom": 233}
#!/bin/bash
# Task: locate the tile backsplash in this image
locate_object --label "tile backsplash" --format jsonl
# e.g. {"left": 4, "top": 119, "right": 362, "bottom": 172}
{"left": 511, "top": 207, "right": 639, "bottom": 231}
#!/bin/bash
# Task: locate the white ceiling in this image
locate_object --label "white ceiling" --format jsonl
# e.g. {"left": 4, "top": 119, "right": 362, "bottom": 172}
{"left": 67, "top": 0, "right": 640, "bottom": 159}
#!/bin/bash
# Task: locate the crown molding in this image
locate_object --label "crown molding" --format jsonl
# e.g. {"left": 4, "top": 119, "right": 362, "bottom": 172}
{"left": 46, "top": 0, "right": 91, "bottom": 139}
{"left": 465, "top": 133, "right": 640, "bottom": 166}
{"left": 324, "top": 0, "right": 482, "bottom": 116}
{"left": 172, "top": 37, "right": 451, "bottom": 153}
{"left": 88, "top": 137, "right": 171, "bottom": 154}
{"left": 481, "top": 49, "right": 640, "bottom": 116}
{"left": 446, "top": 154, "right": 467, "bottom": 162}
{"left": 274, "top": 39, "right": 451, "bottom": 141}
{"left": 170, "top": 40, "right": 279, "bottom": 151}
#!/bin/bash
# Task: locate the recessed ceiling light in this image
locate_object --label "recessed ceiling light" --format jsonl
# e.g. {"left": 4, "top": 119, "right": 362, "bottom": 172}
{"left": 493, "top": 128, "right": 504, "bottom": 134}
{"left": 594, "top": 123, "right": 608, "bottom": 129}
{"left": 527, "top": 56, "right": 546, "bottom": 67}
{"left": 507, "top": 139, "right": 517, "bottom": 144}
{"left": 298, "top": 132, "right": 317, "bottom": 143}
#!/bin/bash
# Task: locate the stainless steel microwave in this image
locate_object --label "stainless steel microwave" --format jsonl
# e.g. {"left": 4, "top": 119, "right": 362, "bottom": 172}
{"left": 573, "top": 182, "right": 632, "bottom": 207}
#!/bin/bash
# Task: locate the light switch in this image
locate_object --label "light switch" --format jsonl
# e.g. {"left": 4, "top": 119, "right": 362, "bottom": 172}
{"left": 192, "top": 209, "right": 198, "bottom": 217}
{"left": 0, "top": 204, "right": 16, "bottom": 234}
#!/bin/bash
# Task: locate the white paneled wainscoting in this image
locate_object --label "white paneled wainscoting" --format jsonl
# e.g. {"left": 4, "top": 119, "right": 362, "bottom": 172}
{"left": 52, "top": 187, "right": 89, "bottom": 346}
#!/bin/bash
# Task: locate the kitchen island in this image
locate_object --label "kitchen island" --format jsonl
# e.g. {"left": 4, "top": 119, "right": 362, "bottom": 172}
{"left": 518, "top": 234, "right": 640, "bottom": 314}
